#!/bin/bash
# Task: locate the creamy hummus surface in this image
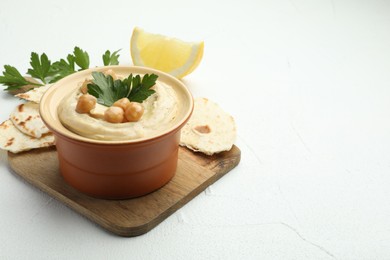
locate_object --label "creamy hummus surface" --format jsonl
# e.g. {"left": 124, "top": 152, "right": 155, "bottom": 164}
{"left": 58, "top": 81, "right": 178, "bottom": 141}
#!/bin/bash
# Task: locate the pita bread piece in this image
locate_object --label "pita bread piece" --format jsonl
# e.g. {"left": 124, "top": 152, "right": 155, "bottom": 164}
{"left": 0, "top": 119, "right": 55, "bottom": 153}
{"left": 180, "top": 98, "right": 236, "bottom": 155}
{"left": 10, "top": 102, "right": 50, "bottom": 138}
{"left": 15, "top": 84, "right": 52, "bottom": 103}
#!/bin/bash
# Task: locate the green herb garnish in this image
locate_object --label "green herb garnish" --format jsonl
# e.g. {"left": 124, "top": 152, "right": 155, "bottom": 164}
{"left": 73, "top": 47, "right": 90, "bottom": 70}
{"left": 50, "top": 54, "right": 76, "bottom": 83}
{"left": 102, "top": 49, "right": 120, "bottom": 66}
{"left": 0, "top": 47, "right": 120, "bottom": 91}
{"left": 0, "top": 65, "right": 42, "bottom": 91}
{"left": 87, "top": 71, "right": 158, "bottom": 106}
{"left": 27, "top": 52, "right": 53, "bottom": 84}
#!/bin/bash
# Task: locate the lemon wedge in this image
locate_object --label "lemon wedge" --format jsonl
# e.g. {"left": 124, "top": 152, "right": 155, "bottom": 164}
{"left": 130, "top": 27, "right": 204, "bottom": 79}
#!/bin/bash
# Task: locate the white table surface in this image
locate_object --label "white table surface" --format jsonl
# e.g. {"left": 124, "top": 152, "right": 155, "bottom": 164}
{"left": 1, "top": 0, "right": 390, "bottom": 259}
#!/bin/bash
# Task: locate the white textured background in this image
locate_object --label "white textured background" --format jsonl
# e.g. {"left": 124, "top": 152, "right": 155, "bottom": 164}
{"left": 1, "top": 0, "right": 390, "bottom": 259}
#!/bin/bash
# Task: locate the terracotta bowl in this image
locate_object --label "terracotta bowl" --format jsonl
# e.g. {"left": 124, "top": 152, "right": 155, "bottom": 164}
{"left": 40, "top": 66, "right": 193, "bottom": 199}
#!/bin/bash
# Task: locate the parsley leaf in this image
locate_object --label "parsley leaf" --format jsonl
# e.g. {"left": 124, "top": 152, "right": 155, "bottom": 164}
{"left": 88, "top": 72, "right": 117, "bottom": 106}
{"left": 27, "top": 52, "right": 52, "bottom": 84}
{"left": 102, "top": 49, "right": 120, "bottom": 66}
{"left": 50, "top": 54, "right": 76, "bottom": 83}
{"left": 0, "top": 65, "right": 42, "bottom": 90}
{"left": 129, "top": 73, "right": 158, "bottom": 102}
{"left": 73, "top": 47, "right": 90, "bottom": 70}
{"left": 87, "top": 72, "right": 157, "bottom": 106}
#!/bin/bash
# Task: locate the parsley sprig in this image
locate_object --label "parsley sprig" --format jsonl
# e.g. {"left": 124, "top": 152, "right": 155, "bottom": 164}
{"left": 0, "top": 47, "right": 121, "bottom": 91}
{"left": 102, "top": 49, "right": 120, "bottom": 66}
{"left": 87, "top": 72, "right": 158, "bottom": 106}
{"left": 0, "top": 65, "right": 42, "bottom": 90}
{"left": 27, "top": 53, "right": 52, "bottom": 84}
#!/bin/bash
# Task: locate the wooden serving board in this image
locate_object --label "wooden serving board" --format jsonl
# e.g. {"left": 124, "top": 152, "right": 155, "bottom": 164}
{"left": 7, "top": 146, "right": 240, "bottom": 237}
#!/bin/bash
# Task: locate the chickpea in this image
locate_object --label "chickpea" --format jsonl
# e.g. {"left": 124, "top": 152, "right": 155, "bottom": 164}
{"left": 80, "top": 79, "right": 92, "bottom": 94}
{"left": 124, "top": 102, "right": 144, "bottom": 122}
{"left": 113, "top": 98, "right": 131, "bottom": 111}
{"left": 76, "top": 94, "right": 97, "bottom": 114}
{"left": 104, "top": 106, "right": 124, "bottom": 123}
{"left": 103, "top": 69, "right": 118, "bottom": 80}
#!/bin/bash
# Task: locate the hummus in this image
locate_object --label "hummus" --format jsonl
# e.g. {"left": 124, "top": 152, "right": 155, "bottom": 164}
{"left": 58, "top": 81, "right": 178, "bottom": 141}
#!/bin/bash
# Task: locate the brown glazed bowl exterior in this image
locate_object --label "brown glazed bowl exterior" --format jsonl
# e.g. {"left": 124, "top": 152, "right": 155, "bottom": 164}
{"left": 40, "top": 66, "right": 193, "bottom": 199}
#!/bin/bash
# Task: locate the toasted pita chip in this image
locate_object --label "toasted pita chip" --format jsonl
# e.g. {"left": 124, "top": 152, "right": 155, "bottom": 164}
{"left": 0, "top": 119, "right": 55, "bottom": 153}
{"left": 15, "top": 84, "right": 52, "bottom": 103}
{"left": 10, "top": 102, "right": 50, "bottom": 138}
{"left": 180, "top": 98, "right": 236, "bottom": 155}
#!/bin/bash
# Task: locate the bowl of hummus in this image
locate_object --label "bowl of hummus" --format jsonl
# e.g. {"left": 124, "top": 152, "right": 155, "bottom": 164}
{"left": 40, "top": 66, "right": 193, "bottom": 199}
